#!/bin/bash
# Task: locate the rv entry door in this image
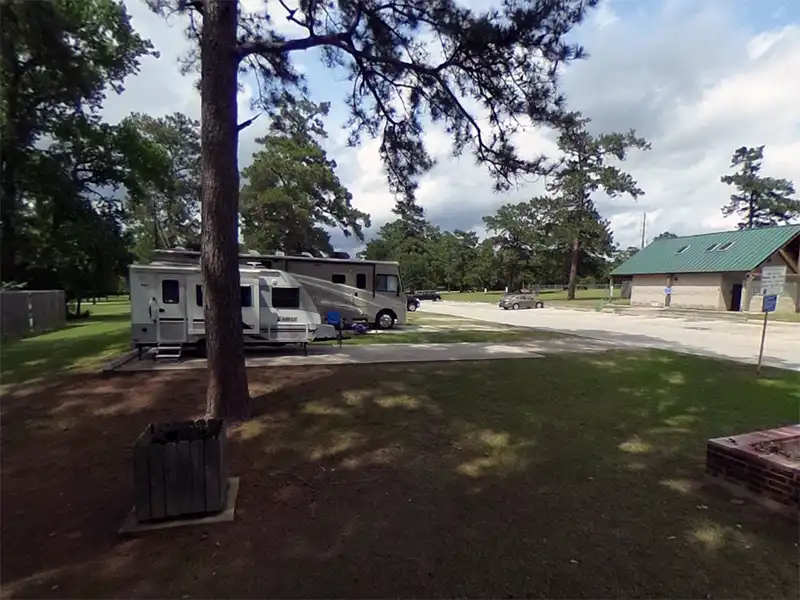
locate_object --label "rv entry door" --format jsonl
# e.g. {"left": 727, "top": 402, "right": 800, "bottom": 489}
{"left": 240, "top": 279, "right": 260, "bottom": 333}
{"left": 155, "top": 275, "right": 187, "bottom": 343}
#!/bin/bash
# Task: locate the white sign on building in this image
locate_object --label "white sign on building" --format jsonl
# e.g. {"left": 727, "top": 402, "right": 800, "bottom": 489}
{"left": 760, "top": 265, "right": 787, "bottom": 296}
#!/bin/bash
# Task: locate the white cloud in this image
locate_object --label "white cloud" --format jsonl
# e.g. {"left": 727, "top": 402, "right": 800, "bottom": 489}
{"left": 107, "top": 0, "right": 800, "bottom": 252}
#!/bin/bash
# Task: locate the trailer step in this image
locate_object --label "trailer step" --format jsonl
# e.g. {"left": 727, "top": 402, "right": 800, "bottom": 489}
{"left": 155, "top": 343, "right": 183, "bottom": 361}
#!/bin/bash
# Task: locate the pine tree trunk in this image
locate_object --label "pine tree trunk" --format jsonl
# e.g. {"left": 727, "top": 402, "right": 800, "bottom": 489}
{"left": 200, "top": 0, "right": 250, "bottom": 420}
{"left": 567, "top": 237, "right": 580, "bottom": 300}
{"left": 0, "top": 161, "right": 17, "bottom": 282}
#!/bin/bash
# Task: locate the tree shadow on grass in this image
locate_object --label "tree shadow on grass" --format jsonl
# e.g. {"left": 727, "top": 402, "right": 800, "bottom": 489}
{"left": 1, "top": 351, "right": 798, "bottom": 599}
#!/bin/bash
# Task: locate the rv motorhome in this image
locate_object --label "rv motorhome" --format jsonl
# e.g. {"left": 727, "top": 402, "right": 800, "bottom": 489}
{"left": 151, "top": 249, "right": 409, "bottom": 330}
{"left": 129, "top": 262, "right": 338, "bottom": 360}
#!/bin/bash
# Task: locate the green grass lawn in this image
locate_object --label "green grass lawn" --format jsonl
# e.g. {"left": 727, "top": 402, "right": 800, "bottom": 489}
{"left": 1, "top": 350, "right": 797, "bottom": 598}
{"left": 0, "top": 298, "right": 131, "bottom": 389}
{"left": 442, "top": 288, "right": 630, "bottom": 306}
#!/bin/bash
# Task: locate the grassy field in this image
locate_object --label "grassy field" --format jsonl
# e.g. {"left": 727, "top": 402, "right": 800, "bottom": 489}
{"left": 1, "top": 350, "right": 797, "bottom": 598}
{"left": 441, "top": 288, "right": 630, "bottom": 306}
{"left": 0, "top": 298, "right": 131, "bottom": 390}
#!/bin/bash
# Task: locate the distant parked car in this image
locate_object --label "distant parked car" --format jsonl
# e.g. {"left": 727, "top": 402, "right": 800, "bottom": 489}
{"left": 499, "top": 293, "right": 544, "bottom": 310}
{"left": 407, "top": 295, "right": 420, "bottom": 312}
{"left": 415, "top": 290, "right": 442, "bottom": 301}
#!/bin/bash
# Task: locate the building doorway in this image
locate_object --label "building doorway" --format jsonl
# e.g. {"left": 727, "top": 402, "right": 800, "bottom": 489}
{"left": 730, "top": 283, "right": 743, "bottom": 312}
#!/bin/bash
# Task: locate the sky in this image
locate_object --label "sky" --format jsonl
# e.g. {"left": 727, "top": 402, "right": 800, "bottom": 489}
{"left": 103, "top": 0, "right": 800, "bottom": 254}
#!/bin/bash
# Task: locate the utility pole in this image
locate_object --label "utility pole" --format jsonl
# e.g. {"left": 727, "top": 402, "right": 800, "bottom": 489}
{"left": 640, "top": 212, "right": 647, "bottom": 249}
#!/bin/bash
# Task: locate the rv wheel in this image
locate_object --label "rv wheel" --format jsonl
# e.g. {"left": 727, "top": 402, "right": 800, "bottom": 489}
{"left": 376, "top": 310, "right": 396, "bottom": 330}
{"left": 195, "top": 338, "right": 207, "bottom": 358}
{"left": 407, "top": 302, "right": 418, "bottom": 312}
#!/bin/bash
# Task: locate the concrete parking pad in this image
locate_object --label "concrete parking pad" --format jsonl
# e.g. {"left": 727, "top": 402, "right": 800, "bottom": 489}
{"left": 420, "top": 302, "right": 800, "bottom": 371}
{"left": 115, "top": 336, "right": 619, "bottom": 372}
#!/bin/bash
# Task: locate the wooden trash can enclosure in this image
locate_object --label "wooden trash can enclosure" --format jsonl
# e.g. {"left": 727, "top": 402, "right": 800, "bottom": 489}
{"left": 134, "top": 419, "right": 228, "bottom": 522}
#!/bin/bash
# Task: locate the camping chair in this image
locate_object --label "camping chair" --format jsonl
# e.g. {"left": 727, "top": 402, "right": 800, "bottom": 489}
{"left": 326, "top": 311, "right": 345, "bottom": 349}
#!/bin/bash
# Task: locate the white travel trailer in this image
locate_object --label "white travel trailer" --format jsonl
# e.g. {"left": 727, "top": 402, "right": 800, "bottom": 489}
{"left": 129, "top": 262, "right": 338, "bottom": 360}
{"left": 151, "top": 249, "right": 409, "bottom": 330}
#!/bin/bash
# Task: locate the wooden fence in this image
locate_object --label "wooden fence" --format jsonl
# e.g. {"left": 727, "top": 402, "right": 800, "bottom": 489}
{"left": 0, "top": 290, "right": 66, "bottom": 342}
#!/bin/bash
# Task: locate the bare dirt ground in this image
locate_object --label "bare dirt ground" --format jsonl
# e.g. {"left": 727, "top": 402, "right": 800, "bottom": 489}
{"left": 2, "top": 355, "right": 797, "bottom": 599}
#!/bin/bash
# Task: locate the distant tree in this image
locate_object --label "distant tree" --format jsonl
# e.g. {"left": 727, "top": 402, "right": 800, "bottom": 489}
{"left": 123, "top": 112, "right": 202, "bottom": 261}
{"left": 652, "top": 231, "right": 678, "bottom": 241}
{"left": 240, "top": 101, "right": 369, "bottom": 256}
{"left": 612, "top": 245, "right": 640, "bottom": 268}
{"left": 432, "top": 229, "right": 480, "bottom": 291}
{"left": 361, "top": 218, "right": 440, "bottom": 291}
{"left": 0, "top": 0, "right": 154, "bottom": 283}
{"left": 483, "top": 202, "right": 544, "bottom": 291}
{"left": 471, "top": 239, "right": 502, "bottom": 290}
{"left": 546, "top": 113, "right": 650, "bottom": 300}
{"left": 720, "top": 146, "right": 799, "bottom": 229}
{"left": 530, "top": 195, "right": 616, "bottom": 284}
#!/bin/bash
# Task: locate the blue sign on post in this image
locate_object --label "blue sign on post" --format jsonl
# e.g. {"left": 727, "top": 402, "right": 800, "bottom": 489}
{"left": 762, "top": 294, "right": 778, "bottom": 313}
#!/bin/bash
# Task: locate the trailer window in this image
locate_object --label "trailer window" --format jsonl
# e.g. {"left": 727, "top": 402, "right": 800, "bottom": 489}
{"left": 376, "top": 274, "right": 399, "bottom": 293}
{"left": 356, "top": 273, "right": 367, "bottom": 289}
{"left": 196, "top": 285, "right": 203, "bottom": 307}
{"left": 241, "top": 286, "right": 253, "bottom": 308}
{"left": 272, "top": 287, "right": 300, "bottom": 309}
{"left": 332, "top": 273, "right": 347, "bottom": 285}
{"left": 161, "top": 279, "right": 180, "bottom": 304}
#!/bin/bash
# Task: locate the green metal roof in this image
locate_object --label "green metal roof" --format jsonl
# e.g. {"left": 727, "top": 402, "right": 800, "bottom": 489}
{"left": 611, "top": 225, "right": 800, "bottom": 276}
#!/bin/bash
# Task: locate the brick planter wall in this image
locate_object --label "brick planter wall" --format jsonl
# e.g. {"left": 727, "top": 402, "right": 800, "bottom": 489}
{"left": 706, "top": 425, "right": 800, "bottom": 519}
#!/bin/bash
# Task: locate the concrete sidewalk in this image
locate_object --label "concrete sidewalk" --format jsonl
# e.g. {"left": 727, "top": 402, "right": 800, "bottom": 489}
{"left": 115, "top": 336, "right": 619, "bottom": 372}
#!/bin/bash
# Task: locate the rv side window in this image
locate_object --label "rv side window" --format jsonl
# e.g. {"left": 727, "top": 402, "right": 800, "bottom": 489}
{"left": 161, "top": 279, "right": 180, "bottom": 304}
{"left": 332, "top": 273, "right": 347, "bottom": 284}
{"left": 356, "top": 273, "right": 367, "bottom": 289}
{"left": 376, "top": 274, "right": 399, "bottom": 293}
{"left": 196, "top": 285, "right": 203, "bottom": 307}
{"left": 272, "top": 287, "right": 300, "bottom": 309}
{"left": 241, "top": 286, "right": 253, "bottom": 308}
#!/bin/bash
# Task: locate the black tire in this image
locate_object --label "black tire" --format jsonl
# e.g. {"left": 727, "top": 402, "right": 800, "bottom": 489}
{"left": 535, "top": 301, "right": 544, "bottom": 308}
{"left": 407, "top": 302, "right": 418, "bottom": 312}
{"left": 195, "top": 338, "right": 207, "bottom": 358}
{"left": 375, "top": 310, "right": 396, "bottom": 330}
{"left": 502, "top": 306, "right": 509, "bottom": 310}
{"left": 512, "top": 303, "right": 520, "bottom": 310}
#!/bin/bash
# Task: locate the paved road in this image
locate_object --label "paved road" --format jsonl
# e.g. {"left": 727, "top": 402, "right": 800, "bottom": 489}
{"left": 420, "top": 302, "right": 800, "bottom": 372}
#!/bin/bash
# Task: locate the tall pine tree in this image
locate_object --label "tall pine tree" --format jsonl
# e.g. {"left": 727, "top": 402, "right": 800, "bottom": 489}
{"left": 720, "top": 145, "right": 799, "bottom": 229}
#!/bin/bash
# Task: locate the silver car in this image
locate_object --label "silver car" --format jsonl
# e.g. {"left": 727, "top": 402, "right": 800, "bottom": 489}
{"left": 498, "top": 293, "right": 544, "bottom": 310}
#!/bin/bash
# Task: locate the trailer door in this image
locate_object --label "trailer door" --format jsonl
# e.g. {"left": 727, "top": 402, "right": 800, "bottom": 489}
{"left": 155, "top": 275, "right": 187, "bottom": 343}
{"left": 240, "top": 279, "right": 260, "bottom": 333}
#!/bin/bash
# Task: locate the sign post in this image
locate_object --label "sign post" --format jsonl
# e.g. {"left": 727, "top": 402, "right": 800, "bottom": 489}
{"left": 757, "top": 294, "right": 779, "bottom": 375}
{"left": 755, "top": 266, "right": 786, "bottom": 375}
